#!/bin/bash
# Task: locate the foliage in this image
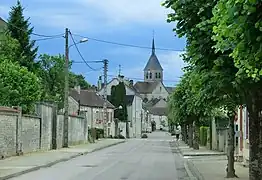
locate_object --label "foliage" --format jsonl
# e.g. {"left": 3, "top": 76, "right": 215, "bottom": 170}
{"left": 200, "top": 126, "right": 208, "bottom": 146}
{"left": 69, "top": 72, "right": 91, "bottom": 89}
{"left": 110, "top": 82, "right": 128, "bottom": 121}
{"left": 0, "top": 59, "right": 41, "bottom": 113}
{"left": 7, "top": 0, "right": 38, "bottom": 72}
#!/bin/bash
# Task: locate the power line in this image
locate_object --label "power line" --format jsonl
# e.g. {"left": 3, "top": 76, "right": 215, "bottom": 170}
{"left": 72, "top": 33, "right": 184, "bottom": 52}
{"left": 7, "top": 21, "right": 64, "bottom": 38}
{"left": 107, "top": 74, "right": 180, "bottom": 83}
{"left": 34, "top": 36, "right": 64, "bottom": 42}
{"left": 69, "top": 31, "right": 102, "bottom": 71}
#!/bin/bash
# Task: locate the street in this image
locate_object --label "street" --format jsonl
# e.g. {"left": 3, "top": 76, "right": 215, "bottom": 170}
{"left": 9, "top": 132, "right": 189, "bottom": 180}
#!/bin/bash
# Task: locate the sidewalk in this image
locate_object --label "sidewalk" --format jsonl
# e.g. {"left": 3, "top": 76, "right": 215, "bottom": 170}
{"left": 177, "top": 141, "right": 249, "bottom": 180}
{"left": 0, "top": 139, "right": 125, "bottom": 180}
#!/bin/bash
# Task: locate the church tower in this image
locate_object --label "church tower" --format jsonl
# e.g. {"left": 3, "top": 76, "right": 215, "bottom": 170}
{"left": 144, "top": 38, "right": 163, "bottom": 82}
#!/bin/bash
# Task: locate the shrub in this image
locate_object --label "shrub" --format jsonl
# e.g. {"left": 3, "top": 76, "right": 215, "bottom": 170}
{"left": 200, "top": 126, "right": 208, "bottom": 146}
{"left": 141, "top": 134, "right": 148, "bottom": 138}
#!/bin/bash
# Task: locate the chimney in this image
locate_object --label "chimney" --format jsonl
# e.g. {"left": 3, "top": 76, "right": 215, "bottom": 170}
{"left": 74, "top": 85, "right": 81, "bottom": 94}
{"left": 129, "top": 80, "right": 133, "bottom": 86}
{"left": 97, "top": 76, "right": 102, "bottom": 90}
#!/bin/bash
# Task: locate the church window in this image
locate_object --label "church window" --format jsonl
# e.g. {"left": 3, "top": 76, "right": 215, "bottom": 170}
{"left": 158, "top": 72, "right": 161, "bottom": 78}
{"left": 160, "top": 86, "right": 162, "bottom": 92}
{"left": 155, "top": 72, "right": 158, "bottom": 78}
{"left": 149, "top": 72, "right": 152, "bottom": 79}
{"left": 146, "top": 72, "right": 148, "bottom": 79}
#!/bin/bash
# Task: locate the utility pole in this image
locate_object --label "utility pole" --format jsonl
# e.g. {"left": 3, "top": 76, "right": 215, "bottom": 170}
{"left": 140, "top": 110, "right": 143, "bottom": 136}
{"left": 63, "top": 28, "right": 69, "bottom": 148}
{"left": 103, "top": 59, "right": 108, "bottom": 137}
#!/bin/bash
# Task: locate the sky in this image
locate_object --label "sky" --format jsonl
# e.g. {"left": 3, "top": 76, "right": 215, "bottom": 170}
{"left": 0, "top": 0, "right": 186, "bottom": 87}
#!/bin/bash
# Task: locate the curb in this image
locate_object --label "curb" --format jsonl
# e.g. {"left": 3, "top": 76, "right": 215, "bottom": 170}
{"left": 182, "top": 153, "right": 226, "bottom": 157}
{"left": 185, "top": 160, "right": 205, "bottom": 180}
{"left": 0, "top": 140, "right": 126, "bottom": 180}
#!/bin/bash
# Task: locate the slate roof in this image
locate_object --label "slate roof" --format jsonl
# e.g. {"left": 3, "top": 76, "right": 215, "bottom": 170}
{"left": 70, "top": 89, "right": 114, "bottom": 109}
{"left": 144, "top": 98, "right": 161, "bottom": 107}
{"left": 147, "top": 107, "right": 168, "bottom": 116}
{"left": 134, "top": 81, "right": 159, "bottom": 94}
{"left": 107, "top": 95, "right": 134, "bottom": 106}
{"left": 143, "top": 38, "right": 163, "bottom": 71}
{"left": 166, "top": 87, "right": 175, "bottom": 94}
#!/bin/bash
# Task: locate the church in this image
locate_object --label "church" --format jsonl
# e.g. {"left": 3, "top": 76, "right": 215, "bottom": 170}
{"left": 133, "top": 38, "right": 175, "bottom": 131}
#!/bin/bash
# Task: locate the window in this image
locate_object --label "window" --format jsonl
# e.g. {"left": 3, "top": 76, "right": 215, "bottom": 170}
{"left": 159, "top": 72, "right": 161, "bottom": 79}
{"left": 146, "top": 72, "right": 148, "bottom": 79}
{"left": 155, "top": 72, "right": 158, "bottom": 78}
{"left": 149, "top": 72, "right": 152, "bottom": 79}
{"left": 160, "top": 86, "right": 162, "bottom": 92}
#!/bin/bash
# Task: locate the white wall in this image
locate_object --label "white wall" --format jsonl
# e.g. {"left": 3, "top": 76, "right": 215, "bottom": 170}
{"left": 80, "top": 106, "right": 114, "bottom": 136}
{"left": 151, "top": 82, "right": 169, "bottom": 99}
{"left": 131, "top": 95, "right": 143, "bottom": 138}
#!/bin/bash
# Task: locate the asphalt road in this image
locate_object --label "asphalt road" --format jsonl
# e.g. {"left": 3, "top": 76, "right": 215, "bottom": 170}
{"left": 10, "top": 132, "right": 189, "bottom": 180}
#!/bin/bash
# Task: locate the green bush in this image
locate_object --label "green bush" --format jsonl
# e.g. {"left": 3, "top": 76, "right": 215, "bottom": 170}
{"left": 200, "top": 126, "right": 208, "bottom": 146}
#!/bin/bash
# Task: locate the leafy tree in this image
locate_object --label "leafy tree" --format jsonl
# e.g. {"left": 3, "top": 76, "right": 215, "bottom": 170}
{"left": 212, "top": 1, "right": 262, "bottom": 178}
{"left": 7, "top": 0, "right": 38, "bottom": 72}
{"left": 37, "top": 54, "right": 66, "bottom": 108}
{"left": 69, "top": 73, "right": 91, "bottom": 89}
{"left": 0, "top": 59, "right": 41, "bottom": 113}
{"left": 162, "top": 0, "right": 243, "bottom": 177}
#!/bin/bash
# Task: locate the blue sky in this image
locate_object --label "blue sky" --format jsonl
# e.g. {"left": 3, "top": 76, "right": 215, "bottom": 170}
{"left": 0, "top": 0, "right": 186, "bottom": 87}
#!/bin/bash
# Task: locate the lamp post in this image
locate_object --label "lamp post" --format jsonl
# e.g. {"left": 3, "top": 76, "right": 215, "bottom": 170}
{"left": 63, "top": 29, "right": 88, "bottom": 148}
{"left": 114, "top": 105, "right": 123, "bottom": 137}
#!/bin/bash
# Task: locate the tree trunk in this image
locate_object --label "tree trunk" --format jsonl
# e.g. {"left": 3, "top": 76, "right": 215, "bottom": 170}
{"left": 182, "top": 124, "right": 186, "bottom": 142}
{"left": 193, "top": 121, "right": 200, "bottom": 150}
{"left": 114, "top": 119, "right": 118, "bottom": 137}
{"left": 188, "top": 123, "right": 193, "bottom": 147}
{"left": 226, "top": 113, "right": 237, "bottom": 178}
{"left": 247, "top": 95, "right": 262, "bottom": 180}
{"left": 126, "top": 121, "right": 129, "bottom": 138}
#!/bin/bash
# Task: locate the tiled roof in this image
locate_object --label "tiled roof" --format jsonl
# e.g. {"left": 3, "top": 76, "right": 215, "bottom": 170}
{"left": 70, "top": 89, "right": 114, "bottom": 109}
{"left": 148, "top": 107, "right": 168, "bottom": 116}
{"left": 134, "top": 81, "right": 159, "bottom": 94}
{"left": 166, "top": 87, "right": 175, "bottom": 94}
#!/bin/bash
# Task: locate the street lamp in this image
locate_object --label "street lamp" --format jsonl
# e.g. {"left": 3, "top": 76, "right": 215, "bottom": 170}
{"left": 63, "top": 28, "right": 89, "bottom": 148}
{"left": 114, "top": 105, "right": 123, "bottom": 110}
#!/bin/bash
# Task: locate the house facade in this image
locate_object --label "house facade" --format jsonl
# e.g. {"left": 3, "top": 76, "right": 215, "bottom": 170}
{"left": 97, "top": 76, "right": 144, "bottom": 138}
{"left": 69, "top": 87, "right": 116, "bottom": 137}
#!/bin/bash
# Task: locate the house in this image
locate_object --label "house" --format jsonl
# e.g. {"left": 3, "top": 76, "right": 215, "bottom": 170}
{"left": 133, "top": 38, "right": 175, "bottom": 131}
{"left": 69, "top": 87, "right": 116, "bottom": 137}
{"left": 97, "top": 76, "right": 144, "bottom": 138}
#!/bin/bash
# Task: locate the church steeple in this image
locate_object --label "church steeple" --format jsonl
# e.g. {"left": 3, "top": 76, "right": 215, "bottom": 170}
{"left": 143, "top": 37, "right": 163, "bottom": 82}
{"left": 152, "top": 38, "right": 155, "bottom": 54}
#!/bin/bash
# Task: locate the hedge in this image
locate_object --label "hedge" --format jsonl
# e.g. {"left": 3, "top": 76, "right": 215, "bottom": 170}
{"left": 200, "top": 126, "right": 208, "bottom": 146}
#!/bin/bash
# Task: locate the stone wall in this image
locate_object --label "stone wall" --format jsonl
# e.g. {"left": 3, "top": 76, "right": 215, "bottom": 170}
{"left": 21, "top": 115, "right": 41, "bottom": 154}
{"left": 0, "top": 103, "right": 89, "bottom": 159}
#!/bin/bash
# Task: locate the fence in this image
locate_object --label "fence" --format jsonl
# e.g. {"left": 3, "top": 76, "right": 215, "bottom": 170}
{"left": 0, "top": 102, "right": 88, "bottom": 159}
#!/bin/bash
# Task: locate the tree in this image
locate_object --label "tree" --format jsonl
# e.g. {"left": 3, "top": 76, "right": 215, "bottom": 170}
{"left": 37, "top": 54, "right": 66, "bottom": 108}
{"left": 162, "top": 0, "right": 242, "bottom": 177}
{"left": 0, "top": 59, "right": 41, "bottom": 113}
{"left": 212, "top": 1, "right": 262, "bottom": 179}
{"left": 69, "top": 73, "right": 91, "bottom": 90}
{"left": 7, "top": 0, "right": 38, "bottom": 72}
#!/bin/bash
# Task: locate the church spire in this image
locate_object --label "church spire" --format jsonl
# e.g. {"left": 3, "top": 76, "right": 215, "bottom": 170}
{"left": 152, "top": 30, "right": 155, "bottom": 54}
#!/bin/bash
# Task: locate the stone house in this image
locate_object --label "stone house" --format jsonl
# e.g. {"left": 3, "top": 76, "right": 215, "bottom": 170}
{"left": 69, "top": 87, "right": 115, "bottom": 137}
{"left": 97, "top": 76, "right": 144, "bottom": 138}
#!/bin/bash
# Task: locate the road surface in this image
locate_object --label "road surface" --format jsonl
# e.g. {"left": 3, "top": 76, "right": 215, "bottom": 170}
{"left": 10, "top": 132, "right": 189, "bottom": 180}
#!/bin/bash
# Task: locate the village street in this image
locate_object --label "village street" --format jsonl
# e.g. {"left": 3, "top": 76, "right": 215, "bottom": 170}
{"left": 8, "top": 132, "right": 189, "bottom": 180}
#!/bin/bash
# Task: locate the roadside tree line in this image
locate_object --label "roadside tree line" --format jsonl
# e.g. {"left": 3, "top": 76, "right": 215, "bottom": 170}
{"left": 0, "top": 1, "right": 91, "bottom": 113}
{"left": 162, "top": 0, "right": 262, "bottom": 179}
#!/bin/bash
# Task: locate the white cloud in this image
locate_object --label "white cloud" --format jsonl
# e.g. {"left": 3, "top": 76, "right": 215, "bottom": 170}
{"left": 4, "top": 0, "right": 172, "bottom": 32}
